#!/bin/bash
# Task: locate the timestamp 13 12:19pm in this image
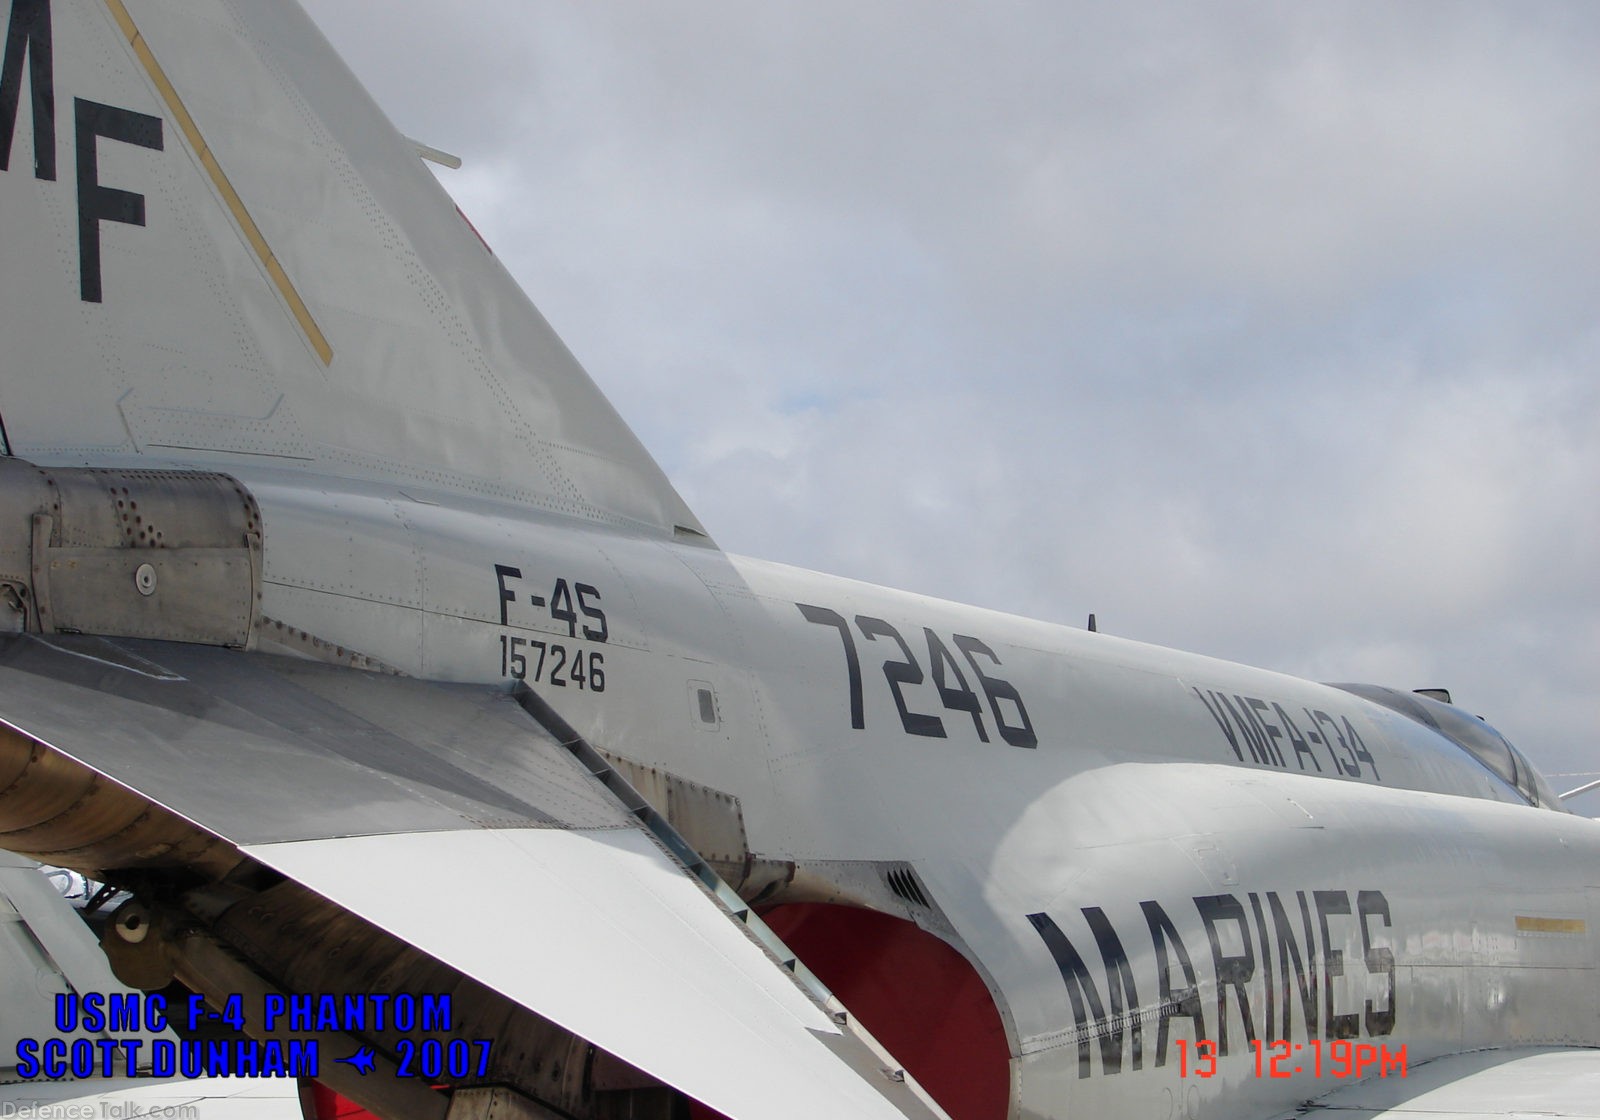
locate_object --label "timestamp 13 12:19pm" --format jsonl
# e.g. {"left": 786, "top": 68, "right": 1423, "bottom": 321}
{"left": 1176, "top": 1038, "right": 1407, "bottom": 1079}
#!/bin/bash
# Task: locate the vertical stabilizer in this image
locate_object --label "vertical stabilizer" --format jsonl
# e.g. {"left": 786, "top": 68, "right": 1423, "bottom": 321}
{"left": 0, "top": 0, "right": 707, "bottom": 539}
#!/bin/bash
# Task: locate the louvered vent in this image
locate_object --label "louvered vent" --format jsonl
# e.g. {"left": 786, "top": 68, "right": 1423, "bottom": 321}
{"left": 886, "top": 866, "right": 930, "bottom": 908}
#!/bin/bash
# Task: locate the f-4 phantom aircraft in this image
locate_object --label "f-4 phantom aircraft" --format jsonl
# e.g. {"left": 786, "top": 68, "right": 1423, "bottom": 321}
{"left": 1, "top": 3, "right": 1597, "bottom": 1119}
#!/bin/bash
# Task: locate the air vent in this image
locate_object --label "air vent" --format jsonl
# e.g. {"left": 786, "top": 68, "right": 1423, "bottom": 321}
{"left": 886, "top": 866, "right": 930, "bottom": 908}
{"left": 688, "top": 680, "right": 720, "bottom": 729}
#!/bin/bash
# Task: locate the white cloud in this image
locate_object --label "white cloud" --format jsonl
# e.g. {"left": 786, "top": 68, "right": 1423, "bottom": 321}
{"left": 304, "top": 0, "right": 1600, "bottom": 789}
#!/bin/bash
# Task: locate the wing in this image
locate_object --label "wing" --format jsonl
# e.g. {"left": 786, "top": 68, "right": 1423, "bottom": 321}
{"left": 1272, "top": 1047, "right": 1600, "bottom": 1119}
{"left": 0, "top": 634, "right": 944, "bottom": 1120}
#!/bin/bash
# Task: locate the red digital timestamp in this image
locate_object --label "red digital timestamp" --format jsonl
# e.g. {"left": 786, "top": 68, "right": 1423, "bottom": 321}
{"left": 1175, "top": 1038, "right": 1407, "bottom": 1079}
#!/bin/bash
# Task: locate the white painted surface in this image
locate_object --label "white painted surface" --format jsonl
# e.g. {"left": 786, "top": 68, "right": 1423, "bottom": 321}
{"left": 246, "top": 827, "right": 918, "bottom": 1120}
{"left": 1275, "top": 1046, "right": 1600, "bottom": 1118}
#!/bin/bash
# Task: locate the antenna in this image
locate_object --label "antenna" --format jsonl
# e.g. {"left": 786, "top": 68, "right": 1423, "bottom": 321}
{"left": 1558, "top": 777, "right": 1600, "bottom": 803}
{"left": 407, "top": 136, "right": 463, "bottom": 169}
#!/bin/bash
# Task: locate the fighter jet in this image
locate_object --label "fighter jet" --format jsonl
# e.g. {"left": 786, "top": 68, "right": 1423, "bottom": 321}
{"left": 1, "top": 3, "right": 1597, "bottom": 1119}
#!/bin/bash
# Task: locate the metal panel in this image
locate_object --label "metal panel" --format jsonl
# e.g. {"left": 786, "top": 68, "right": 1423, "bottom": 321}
{"left": 599, "top": 749, "right": 751, "bottom": 866}
{"left": 0, "top": 461, "right": 261, "bottom": 647}
{"left": 45, "top": 547, "right": 256, "bottom": 643}
{"left": 0, "top": 634, "right": 628, "bottom": 845}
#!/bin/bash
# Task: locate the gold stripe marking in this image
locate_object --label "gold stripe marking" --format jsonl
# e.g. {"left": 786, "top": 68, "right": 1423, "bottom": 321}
{"left": 102, "top": 0, "right": 333, "bottom": 366}
{"left": 1515, "top": 916, "right": 1587, "bottom": 935}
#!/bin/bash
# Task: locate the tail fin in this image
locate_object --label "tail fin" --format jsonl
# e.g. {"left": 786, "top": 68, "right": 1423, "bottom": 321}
{"left": 0, "top": 0, "right": 707, "bottom": 539}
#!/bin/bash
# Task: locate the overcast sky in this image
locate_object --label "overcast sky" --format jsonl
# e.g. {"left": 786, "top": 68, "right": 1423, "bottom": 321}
{"left": 300, "top": 1, "right": 1600, "bottom": 798}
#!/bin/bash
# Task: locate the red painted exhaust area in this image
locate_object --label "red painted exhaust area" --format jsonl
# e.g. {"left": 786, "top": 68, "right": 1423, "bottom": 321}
{"left": 756, "top": 902, "right": 1010, "bottom": 1120}
{"left": 309, "top": 901, "right": 1009, "bottom": 1120}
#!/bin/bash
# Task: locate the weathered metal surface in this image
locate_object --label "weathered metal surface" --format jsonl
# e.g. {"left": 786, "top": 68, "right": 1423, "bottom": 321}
{"left": 0, "top": 634, "right": 624, "bottom": 847}
{"left": 0, "top": 718, "right": 242, "bottom": 877}
{"left": 0, "top": 459, "right": 261, "bottom": 647}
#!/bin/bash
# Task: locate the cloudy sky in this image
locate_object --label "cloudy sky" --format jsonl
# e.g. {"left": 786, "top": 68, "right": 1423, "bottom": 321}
{"left": 301, "top": 1, "right": 1600, "bottom": 797}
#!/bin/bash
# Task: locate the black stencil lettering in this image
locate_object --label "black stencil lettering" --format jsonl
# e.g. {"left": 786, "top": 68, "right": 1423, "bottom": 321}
{"left": 856, "top": 616, "right": 945, "bottom": 738}
{"left": 925, "top": 629, "right": 989, "bottom": 742}
{"left": 1309, "top": 709, "right": 1342, "bottom": 772}
{"left": 0, "top": 0, "right": 53, "bottom": 180}
{"left": 549, "top": 579, "right": 577, "bottom": 637}
{"left": 1346, "top": 716, "right": 1380, "bottom": 780}
{"left": 1028, "top": 909, "right": 1141, "bottom": 1077}
{"left": 1246, "top": 698, "right": 1287, "bottom": 767}
{"left": 797, "top": 603, "right": 863, "bottom": 729}
{"left": 1248, "top": 892, "right": 1276, "bottom": 1043}
{"left": 576, "top": 582, "right": 608, "bottom": 642}
{"left": 1141, "top": 900, "right": 1205, "bottom": 1066}
{"left": 1193, "top": 689, "right": 1244, "bottom": 761}
{"left": 952, "top": 634, "right": 1037, "bottom": 749}
{"left": 1083, "top": 907, "right": 1143, "bottom": 1072}
{"left": 1268, "top": 891, "right": 1319, "bottom": 1044}
{"left": 494, "top": 565, "right": 521, "bottom": 626}
{"left": 1216, "top": 694, "right": 1267, "bottom": 763}
{"left": 1273, "top": 703, "right": 1321, "bottom": 772}
{"left": 75, "top": 98, "right": 163, "bottom": 303}
{"left": 1358, "top": 890, "right": 1396, "bottom": 1036}
{"left": 1313, "top": 710, "right": 1359, "bottom": 776}
{"left": 1196, "top": 894, "right": 1257, "bottom": 1053}
{"left": 1315, "top": 890, "right": 1360, "bottom": 1039}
